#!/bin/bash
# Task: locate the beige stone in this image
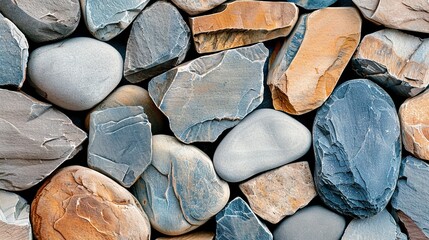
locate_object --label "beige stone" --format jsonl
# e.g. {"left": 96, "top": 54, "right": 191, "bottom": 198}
{"left": 156, "top": 231, "right": 214, "bottom": 240}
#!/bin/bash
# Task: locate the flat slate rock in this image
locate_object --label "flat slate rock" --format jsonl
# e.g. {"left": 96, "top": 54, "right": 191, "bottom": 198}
{"left": 397, "top": 210, "right": 428, "bottom": 240}
{"left": 149, "top": 43, "right": 268, "bottom": 144}
{"left": 157, "top": 232, "right": 214, "bottom": 240}
{"left": 268, "top": 7, "right": 361, "bottom": 115}
{"left": 171, "top": 0, "right": 226, "bottom": 15}
{"left": 124, "top": 1, "right": 190, "bottom": 83}
{"left": 0, "top": 190, "right": 32, "bottom": 240}
{"left": 133, "top": 135, "right": 230, "bottom": 236}
{"left": 353, "top": 29, "right": 429, "bottom": 97}
{"left": 0, "top": 89, "right": 87, "bottom": 191}
{"left": 0, "top": 0, "right": 80, "bottom": 42}
{"left": 287, "top": 0, "right": 337, "bottom": 9}
{"left": 313, "top": 79, "right": 401, "bottom": 218}
{"left": 216, "top": 197, "right": 273, "bottom": 240}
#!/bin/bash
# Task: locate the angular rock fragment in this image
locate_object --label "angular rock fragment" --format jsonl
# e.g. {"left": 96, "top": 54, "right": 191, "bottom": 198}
{"left": 171, "top": 0, "right": 226, "bottom": 15}
{"left": 313, "top": 79, "right": 401, "bottom": 218}
{"left": 287, "top": 0, "right": 337, "bottom": 9}
{"left": 189, "top": 1, "right": 298, "bottom": 53}
{"left": 268, "top": 7, "right": 361, "bottom": 115}
{"left": 157, "top": 232, "right": 214, "bottom": 240}
{"left": 0, "top": 190, "right": 32, "bottom": 240}
{"left": 397, "top": 211, "right": 428, "bottom": 240}
{"left": 0, "top": 89, "right": 87, "bottom": 191}
{"left": 149, "top": 43, "right": 268, "bottom": 143}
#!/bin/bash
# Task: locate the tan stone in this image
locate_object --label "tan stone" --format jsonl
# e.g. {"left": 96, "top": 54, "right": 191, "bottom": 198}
{"left": 189, "top": 1, "right": 298, "bottom": 53}
{"left": 156, "top": 231, "right": 214, "bottom": 240}
{"left": 239, "top": 161, "right": 317, "bottom": 224}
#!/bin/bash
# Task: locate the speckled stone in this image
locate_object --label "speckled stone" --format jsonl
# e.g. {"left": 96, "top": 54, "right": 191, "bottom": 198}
{"left": 0, "top": 190, "right": 32, "bottom": 240}
{"left": 287, "top": 0, "right": 337, "bottom": 9}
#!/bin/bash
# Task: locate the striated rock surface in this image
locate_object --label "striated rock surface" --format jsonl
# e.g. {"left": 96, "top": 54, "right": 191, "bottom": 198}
{"left": 0, "top": 190, "right": 32, "bottom": 240}
{"left": 157, "top": 232, "right": 214, "bottom": 240}
{"left": 287, "top": 0, "right": 337, "bottom": 9}
{"left": 313, "top": 79, "right": 401, "bottom": 218}
{"left": 189, "top": 1, "right": 298, "bottom": 53}
{"left": 268, "top": 7, "right": 361, "bottom": 115}
{"left": 171, "top": 0, "right": 226, "bottom": 15}
{"left": 149, "top": 43, "right": 268, "bottom": 144}
{"left": 397, "top": 211, "right": 428, "bottom": 240}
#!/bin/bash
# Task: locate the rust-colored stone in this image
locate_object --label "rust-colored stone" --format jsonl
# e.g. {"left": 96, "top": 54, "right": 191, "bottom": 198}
{"left": 397, "top": 211, "right": 428, "bottom": 240}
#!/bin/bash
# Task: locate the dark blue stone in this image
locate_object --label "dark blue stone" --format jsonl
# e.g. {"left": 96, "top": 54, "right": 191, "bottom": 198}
{"left": 288, "top": 0, "right": 337, "bottom": 9}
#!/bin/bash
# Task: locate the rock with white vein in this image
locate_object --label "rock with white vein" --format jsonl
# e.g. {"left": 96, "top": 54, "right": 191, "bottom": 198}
{"left": 0, "top": 190, "right": 32, "bottom": 240}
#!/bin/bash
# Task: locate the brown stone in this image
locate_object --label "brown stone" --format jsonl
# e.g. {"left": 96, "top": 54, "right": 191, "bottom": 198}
{"left": 156, "top": 231, "right": 214, "bottom": 240}
{"left": 397, "top": 211, "right": 428, "bottom": 240}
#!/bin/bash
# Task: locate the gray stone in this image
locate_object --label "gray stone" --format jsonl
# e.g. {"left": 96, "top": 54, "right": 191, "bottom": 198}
{"left": 396, "top": 210, "right": 425, "bottom": 240}
{"left": 214, "top": 108, "right": 311, "bottom": 182}
{"left": 149, "top": 43, "right": 268, "bottom": 144}
{"left": 313, "top": 79, "right": 401, "bottom": 218}
{"left": 124, "top": 1, "right": 190, "bottom": 83}
{"left": 216, "top": 197, "right": 273, "bottom": 240}
{"left": 0, "top": 14, "right": 28, "bottom": 89}
{"left": 0, "top": 89, "right": 87, "bottom": 191}
{"left": 88, "top": 106, "right": 152, "bottom": 188}
{"left": 28, "top": 37, "right": 123, "bottom": 111}
{"left": 287, "top": 0, "right": 337, "bottom": 9}
{"left": 171, "top": 0, "right": 227, "bottom": 15}
{"left": 133, "top": 135, "right": 229, "bottom": 236}
{"left": 0, "top": 190, "right": 32, "bottom": 240}
{"left": 0, "top": 0, "right": 80, "bottom": 42}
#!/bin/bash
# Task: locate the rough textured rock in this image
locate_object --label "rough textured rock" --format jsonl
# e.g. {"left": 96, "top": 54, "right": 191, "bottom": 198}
{"left": 397, "top": 211, "right": 428, "bottom": 240}
{"left": 0, "top": 0, "right": 80, "bottom": 42}
{"left": 189, "top": 1, "right": 298, "bottom": 53}
{"left": 133, "top": 135, "right": 229, "bottom": 236}
{"left": 171, "top": 0, "right": 226, "bottom": 15}
{"left": 0, "top": 14, "right": 28, "bottom": 89}
{"left": 88, "top": 106, "right": 152, "bottom": 188}
{"left": 0, "top": 190, "right": 32, "bottom": 240}
{"left": 149, "top": 43, "right": 268, "bottom": 144}
{"left": 239, "top": 161, "right": 316, "bottom": 224}
{"left": 124, "top": 1, "right": 190, "bottom": 83}
{"left": 214, "top": 109, "right": 311, "bottom": 182}
{"left": 287, "top": 0, "right": 337, "bottom": 9}
{"left": 268, "top": 7, "right": 361, "bottom": 115}
{"left": 313, "top": 79, "right": 401, "bottom": 218}
{"left": 28, "top": 37, "right": 123, "bottom": 111}
{"left": 353, "top": 29, "right": 429, "bottom": 97}
{"left": 353, "top": 0, "right": 429, "bottom": 34}
{"left": 80, "top": 0, "right": 149, "bottom": 41}
{"left": 157, "top": 232, "right": 214, "bottom": 240}
{"left": 216, "top": 197, "right": 273, "bottom": 240}
{"left": 0, "top": 89, "right": 87, "bottom": 191}
{"left": 31, "top": 166, "right": 151, "bottom": 240}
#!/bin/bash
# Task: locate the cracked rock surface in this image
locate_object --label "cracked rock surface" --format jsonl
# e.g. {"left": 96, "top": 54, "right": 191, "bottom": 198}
{"left": 0, "top": 190, "right": 32, "bottom": 240}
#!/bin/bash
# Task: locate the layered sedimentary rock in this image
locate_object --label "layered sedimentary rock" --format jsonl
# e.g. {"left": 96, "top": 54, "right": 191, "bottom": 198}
{"left": 171, "top": 0, "right": 226, "bottom": 15}
{"left": 0, "top": 190, "right": 32, "bottom": 240}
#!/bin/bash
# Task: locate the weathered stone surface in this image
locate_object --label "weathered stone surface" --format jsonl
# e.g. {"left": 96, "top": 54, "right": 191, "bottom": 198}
{"left": 0, "top": 0, "right": 80, "bottom": 42}
{"left": 133, "top": 135, "right": 229, "bottom": 236}
{"left": 274, "top": 205, "right": 346, "bottom": 240}
{"left": 0, "top": 14, "right": 28, "bottom": 89}
{"left": 124, "top": 1, "right": 190, "bottom": 83}
{"left": 157, "top": 232, "right": 214, "bottom": 240}
{"left": 216, "top": 197, "right": 273, "bottom": 240}
{"left": 80, "top": 0, "right": 149, "bottom": 41}
{"left": 397, "top": 211, "right": 428, "bottom": 240}
{"left": 0, "top": 89, "right": 87, "bottom": 191}
{"left": 28, "top": 37, "right": 123, "bottom": 111}
{"left": 149, "top": 43, "right": 267, "bottom": 144}
{"left": 268, "top": 7, "right": 361, "bottom": 115}
{"left": 313, "top": 79, "right": 401, "bottom": 218}
{"left": 0, "top": 190, "right": 32, "bottom": 240}
{"left": 353, "top": 29, "right": 429, "bottom": 97}
{"left": 31, "top": 166, "right": 151, "bottom": 240}
{"left": 171, "top": 0, "right": 226, "bottom": 15}
{"left": 189, "top": 1, "right": 298, "bottom": 53}
{"left": 287, "top": 0, "right": 337, "bottom": 9}
{"left": 239, "top": 161, "right": 316, "bottom": 224}
{"left": 353, "top": 0, "right": 429, "bottom": 34}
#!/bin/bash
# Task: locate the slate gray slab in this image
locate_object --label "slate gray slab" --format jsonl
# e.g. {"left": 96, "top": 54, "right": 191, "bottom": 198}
{"left": 287, "top": 0, "right": 337, "bottom": 9}
{"left": 0, "top": 190, "right": 32, "bottom": 240}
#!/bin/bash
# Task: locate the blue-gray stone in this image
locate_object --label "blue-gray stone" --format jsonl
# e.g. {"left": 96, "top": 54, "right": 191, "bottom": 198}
{"left": 88, "top": 106, "right": 151, "bottom": 188}
{"left": 0, "top": 190, "right": 32, "bottom": 240}
{"left": 216, "top": 197, "right": 272, "bottom": 240}
{"left": 287, "top": 0, "right": 337, "bottom": 9}
{"left": 313, "top": 79, "right": 401, "bottom": 218}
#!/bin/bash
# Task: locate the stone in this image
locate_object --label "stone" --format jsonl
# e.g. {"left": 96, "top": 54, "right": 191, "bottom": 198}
{"left": 157, "top": 232, "right": 214, "bottom": 240}
{"left": 353, "top": 0, "right": 429, "bottom": 34}
{"left": 0, "top": 14, "right": 28, "bottom": 89}
{"left": 0, "top": 89, "right": 87, "bottom": 191}
{"left": 273, "top": 205, "right": 346, "bottom": 240}
{"left": 216, "top": 197, "right": 273, "bottom": 240}
{"left": 189, "top": 1, "right": 298, "bottom": 53}
{"left": 0, "top": 190, "right": 32, "bottom": 240}
{"left": 88, "top": 106, "right": 152, "bottom": 188}
{"left": 214, "top": 109, "right": 311, "bottom": 182}
{"left": 171, "top": 0, "right": 226, "bottom": 15}
{"left": 0, "top": 0, "right": 80, "bottom": 42}
{"left": 133, "top": 135, "right": 229, "bottom": 236}
{"left": 31, "top": 166, "right": 151, "bottom": 240}
{"left": 287, "top": 0, "right": 337, "bottom": 9}
{"left": 268, "top": 7, "right": 361, "bottom": 115}
{"left": 124, "top": 1, "right": 190, "bottom": 83}
{"left": 313, "top": 79, "right": 401, "bottom": 218}
{"left": 80, "top": 0, "right": 149, "bottom": 41}
{"left": 397, "top": 211, "right": 428, "bottom": 240}
{"left": 353, "top": 29, "right": 429, "bottom": 97}
{"left": 239, "top": 161, "right": 316, "bottom": 224}
{"left": 28, "top": 37, "right": 123, "bottom": 111}
{"left": 149, "top": 43, "right": 268, "bottom": 144}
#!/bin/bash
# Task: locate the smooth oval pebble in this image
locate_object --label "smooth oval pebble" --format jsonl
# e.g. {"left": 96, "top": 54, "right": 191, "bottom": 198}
{"left": 0, "top": 190, "right": 32, "bottom": 240}
{"left": 214, "top": 108, "right": 311, "bottom": 182}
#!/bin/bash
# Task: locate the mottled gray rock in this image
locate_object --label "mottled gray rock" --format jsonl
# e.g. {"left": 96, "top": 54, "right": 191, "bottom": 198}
{"left": 149, "top": 43, "right": 268, "bottom": 144}
{"left": 287, "top": 0, "right": 337, "bottom": 9}
{"left": 171, "top": 0, "right": 226, "bottom": 15}
{"left": 216, "top": 197, "right": 273, "bottom": 240}
{"left": 313, "top": 79, "right": 401, "bottom": 218}
{"left": 88, "top": 106, "right": 152, "bottom": 188}
{"left": 0, "top": 89, "right": 87, "bottom": 191}
{"left": 124, "top": 1, "right": 190, "bottom": 83}
{"left": 133, "top": 135, "right": 229, "bottom": 236}
{"left": 0, "top": 0, "right": 80, "bottom": 42}
{"left": 0, "top": 190, "right": 32, "bottom": 240}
